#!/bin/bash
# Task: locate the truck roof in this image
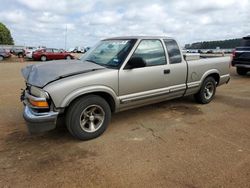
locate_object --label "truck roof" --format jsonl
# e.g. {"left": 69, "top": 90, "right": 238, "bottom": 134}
{"left": 104, "top": 36, "right": 174, "bottom": 40}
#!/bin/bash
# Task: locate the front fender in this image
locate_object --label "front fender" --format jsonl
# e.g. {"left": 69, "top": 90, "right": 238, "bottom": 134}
{"left": 58, "top": 85, "right": 119, "bottom": 109}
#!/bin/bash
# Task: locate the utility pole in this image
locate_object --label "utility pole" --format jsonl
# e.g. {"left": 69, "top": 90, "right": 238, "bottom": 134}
{"left": 65, "top": 24, "right": 67, "bottom": 50}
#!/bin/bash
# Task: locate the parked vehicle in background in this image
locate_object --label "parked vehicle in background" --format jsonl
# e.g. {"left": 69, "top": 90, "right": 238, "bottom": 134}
{"left": 32, "top": 48, "right": 74, "bottom": 61}
{"left": 21, "top": 36, "right": 230, "bottom": 140}
{"left": 25, "top": 46, "right": 47, "bottom": 59}
{"left": 68, "top": 47, "right": 86, "bottom": 53}
{"left": 26, "top": 46, "right": 36, "bottom": 51}
{"left": 232, "top": 35, "right": 250, "bottom": 75}
{"left": 0, "top": 48, "right": 11, "bottom": 61}
{"left": 25, "top": 47, "right": 38, "bottom": 59}
{"left": 11, "top": 47, "right": 25, "bottom": 57}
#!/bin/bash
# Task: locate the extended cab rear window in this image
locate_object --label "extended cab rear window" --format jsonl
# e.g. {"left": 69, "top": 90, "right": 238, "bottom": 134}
{"left": 164, "top": 39, "right": 182, "bottom": 64}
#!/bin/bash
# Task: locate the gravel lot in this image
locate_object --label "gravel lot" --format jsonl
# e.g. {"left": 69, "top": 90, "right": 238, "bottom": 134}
{"left": 0, "top": 61, "right": 249, "bottom": 188}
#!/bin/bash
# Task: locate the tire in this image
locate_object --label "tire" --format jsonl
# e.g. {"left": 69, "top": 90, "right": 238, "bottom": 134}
{"left": 194, "top": 77, "right": 216, "bottom": 104}
{"left": 66, "top": 95, "right": 111, "bottom": 140}
{"left": 18, "top": 53, "right": 24, "bottom": 58}
{"left": 236, "top": 67, "right": 247, "bottom": 75}
{"left": 41, "top": 55, "right": 47, "bottom": 61}
{"left": 66, "top": 55, "right": 71, "bottom": 60}
{"left": 0, "top": 56, "right": 3, "bottom": 61}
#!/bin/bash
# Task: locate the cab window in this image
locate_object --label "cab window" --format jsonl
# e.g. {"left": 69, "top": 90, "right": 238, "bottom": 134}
{"left": 132, "top": 40, "right": 167, "bottom": 66}
{"left": 46, "top": 49, "right": 53, "bottom": 52}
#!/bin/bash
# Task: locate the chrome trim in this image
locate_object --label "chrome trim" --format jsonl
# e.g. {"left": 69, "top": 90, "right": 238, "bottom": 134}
{"left": 220, "top": 74, "right": 230, "bottom": 79}
{"left": 24, "top": 91, "right": 49, "bottom": 109}
{"left": 187, "top": 81, "right": 200, "bottom": 88}
{"left": 235, "top": 64, "right": 250, "bottom": 68}
{"left": 120, "top": 84, "right": 186, "bottom": 103}
{"left": 169, "top": 84, "right": 186, "bottom": 92}
{"left": 120, "top": 90, "right": 170, "bottom": 103}
{"left": 24, "top": 105, "right": 59, "bottom": 119}
{"left": 23, "top": 106, "right": 59, "bottom": 133}
{"left": 235, "top": 50, "right": 250, "bottom": 53}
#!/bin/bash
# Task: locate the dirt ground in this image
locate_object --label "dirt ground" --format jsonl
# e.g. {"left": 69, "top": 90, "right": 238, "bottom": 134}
{"left": 0, "top": 61, "right": 249, "bottom": 188}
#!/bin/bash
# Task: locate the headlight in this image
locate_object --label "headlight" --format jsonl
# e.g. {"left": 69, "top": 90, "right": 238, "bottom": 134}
{"left": 30, "top": 86, "right": 49, "bottom": 98}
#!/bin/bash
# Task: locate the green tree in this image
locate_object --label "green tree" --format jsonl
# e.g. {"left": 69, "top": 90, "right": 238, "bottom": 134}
{"left": 0, "top": 22, "right": 14, "bottom": 45}
{"left": 185, "top": 38, "right": 242, "bottom": 49}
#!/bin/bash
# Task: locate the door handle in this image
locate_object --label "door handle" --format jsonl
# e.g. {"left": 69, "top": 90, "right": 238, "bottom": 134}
{"left": 164, "top": 69, "right": 170, "bottom": 74}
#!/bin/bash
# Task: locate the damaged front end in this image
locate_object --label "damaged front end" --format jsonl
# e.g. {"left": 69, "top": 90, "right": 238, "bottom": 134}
{"left": 21, "top": 83, "right": 59, "bottom": 133}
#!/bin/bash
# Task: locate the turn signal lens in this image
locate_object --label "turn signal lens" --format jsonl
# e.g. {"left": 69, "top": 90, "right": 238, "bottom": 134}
{"left": 29, "top": 100, "right": 49, "bottom": 108}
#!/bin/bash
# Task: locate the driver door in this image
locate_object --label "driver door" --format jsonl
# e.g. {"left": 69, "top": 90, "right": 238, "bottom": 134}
{"left": 118, "top": 39, "right": 170, "bottom": 108}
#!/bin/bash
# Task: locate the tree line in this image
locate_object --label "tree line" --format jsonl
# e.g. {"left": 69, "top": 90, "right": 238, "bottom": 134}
{"left": 185, "top": 38, "right": 242, "bottom": 49}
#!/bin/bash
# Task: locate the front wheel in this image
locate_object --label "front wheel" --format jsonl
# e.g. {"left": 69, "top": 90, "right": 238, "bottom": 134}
{"left": 66, "top": 95, "right": 111, "bottom": 140}
{"left": 194, "top": 77, "right": 216, "bottom": 104}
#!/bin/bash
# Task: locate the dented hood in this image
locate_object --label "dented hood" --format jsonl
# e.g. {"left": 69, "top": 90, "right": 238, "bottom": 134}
{"left": 21, "top": 60, "right": 105, "bottom": 88}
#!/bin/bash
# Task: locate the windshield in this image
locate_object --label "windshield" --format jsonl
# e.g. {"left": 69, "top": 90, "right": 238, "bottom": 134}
{"left": 81, "top": 39, "right": 136, "bottom": 69}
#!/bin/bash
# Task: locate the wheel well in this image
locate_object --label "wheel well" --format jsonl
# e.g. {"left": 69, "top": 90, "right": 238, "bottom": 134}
{"left": 207, "top": 73, "right": 220, "bottom": 85}
{"left": 68, "top": 92, "right": 116, "bottom": 113}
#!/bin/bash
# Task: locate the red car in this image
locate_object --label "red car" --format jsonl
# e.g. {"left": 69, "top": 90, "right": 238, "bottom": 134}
{"left": 32, "top": 48, "right": 74, "bottom": 61}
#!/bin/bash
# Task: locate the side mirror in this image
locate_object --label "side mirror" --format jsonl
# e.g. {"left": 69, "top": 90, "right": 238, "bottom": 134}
{"left": 125, "top": 57, "right": 146, "bottom": 69}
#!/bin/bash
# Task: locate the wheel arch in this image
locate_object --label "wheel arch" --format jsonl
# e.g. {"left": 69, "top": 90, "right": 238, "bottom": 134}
{"left": 206, "top": 73, "right": 220, "bottom": 86}
{"left": 65, "top": 54, "right": 71, "bottom": 59}
{"left": 60, "top": 87, "right": 119, "bottom": 113}
{"left": 69, "top": 92, "right": 116, "bottom": 113}
{"left": 201, "top": 69, "right": 220, "bottom": 86}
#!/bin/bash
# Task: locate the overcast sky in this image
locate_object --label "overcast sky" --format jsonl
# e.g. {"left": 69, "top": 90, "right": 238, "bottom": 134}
{"left": 0, "top": 0, "right": 249, "bottom": 48}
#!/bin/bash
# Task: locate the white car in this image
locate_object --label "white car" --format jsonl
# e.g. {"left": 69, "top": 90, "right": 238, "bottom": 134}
{"left": 25, "top": 47, "right": 45, "bottom": 59}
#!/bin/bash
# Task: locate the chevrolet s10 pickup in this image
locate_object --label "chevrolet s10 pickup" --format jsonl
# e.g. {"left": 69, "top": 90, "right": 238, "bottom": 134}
{"left": 21, "top": 36, "right": 230, "bottom": 140}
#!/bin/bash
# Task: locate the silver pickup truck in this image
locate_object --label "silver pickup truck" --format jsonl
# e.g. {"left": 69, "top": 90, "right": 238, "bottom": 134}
{"left": 21, "top": 36, "right": 230, "bottom": 140}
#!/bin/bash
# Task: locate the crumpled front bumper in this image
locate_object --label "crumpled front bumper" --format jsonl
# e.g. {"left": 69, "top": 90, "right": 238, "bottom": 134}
{"left": 23, "top": 105, "right": 59, "bottom": 133}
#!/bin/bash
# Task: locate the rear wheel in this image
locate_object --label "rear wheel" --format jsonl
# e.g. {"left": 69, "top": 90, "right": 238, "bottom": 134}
{"left": 236, "top": 67, "right": 247, "bottom": 75}
{"left": 194, "top": 77, "right": 216, "bottom": 104}
{"left": 41, "top": 55, "right": 47, "bottom": 61}
{"left": 66, "top": 95, "right": 111, "bottom": 140}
